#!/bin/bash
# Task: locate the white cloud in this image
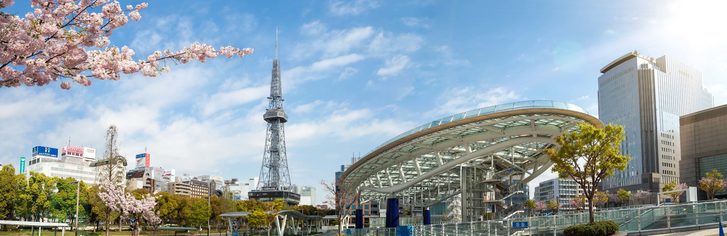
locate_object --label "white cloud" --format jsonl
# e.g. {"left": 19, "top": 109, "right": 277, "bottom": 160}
{"left": 300, "top": 21, "right": 327, "bottom": 36}
{"left": 338, "top": 67, "right": 358, "bottom": 80}
{"left": 329, "top": 0, "right": 380, "bottom": 16}
{"left": 201, "top": 85, "right": 270, "bottom": 116}
{"left": 286, "top": 108, "right": 414, "bottom": 144}
{"left": 310, "top": 54, "right": 365, "bottom": 71}
{"left": 293, "top": 25, "right": 375, "bottom": 59}
{"left": 431, "top": 87, "right": 520, "bottom": 116}
{"left": 0, "top": 90, "right": 70, "bottom": 165}
{"left": 434, "top": 45, "right": 470, "bottom": 67}
{"left": 368, "top": 32, "right": 424, "bottom": 55}
{"left": 400, "top": 17, "right": 430, "bottom": 28}
{"left": 377, "top": 55, "right": 411, "bottom": 77}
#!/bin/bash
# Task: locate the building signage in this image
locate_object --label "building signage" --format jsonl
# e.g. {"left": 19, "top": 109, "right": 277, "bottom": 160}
{"left": 32, "top": 146, "right": 59, "bottom": 158}
{"left": 512, "top": 221, "right": 529, "bottom": 229}
{"left": 135, "top": 153, "right": 150, "bottom": 168}
{"left": 19, "top": 157, "right": 25, "bottom": 174}
{"left": 62, "top": 146, "right": 85, "bottom": 157}
{"left": 83, "top": 147, "right": 96, "bottom": 159}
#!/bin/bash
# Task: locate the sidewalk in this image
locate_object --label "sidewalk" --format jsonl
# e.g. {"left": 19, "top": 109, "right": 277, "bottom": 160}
{"left": 651, "top": 228, "right": 721, "bottom": 236}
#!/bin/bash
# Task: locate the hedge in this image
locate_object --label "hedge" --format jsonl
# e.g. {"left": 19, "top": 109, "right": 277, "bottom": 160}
{"left": 563, "top": 220, "right": 619, "bottom": 236}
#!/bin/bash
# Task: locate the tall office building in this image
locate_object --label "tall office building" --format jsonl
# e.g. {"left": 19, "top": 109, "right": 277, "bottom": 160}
{"left": 599, "top": 51, "right": 713, "bottom": 192}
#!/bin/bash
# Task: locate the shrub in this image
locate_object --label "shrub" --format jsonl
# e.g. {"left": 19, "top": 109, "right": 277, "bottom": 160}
{"left": 563, "top": 220, "right": 619, "bottom": 236}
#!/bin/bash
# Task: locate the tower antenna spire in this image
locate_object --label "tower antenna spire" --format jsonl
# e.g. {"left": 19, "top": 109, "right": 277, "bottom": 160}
{"left": 249, "top": 30, "right": 299, "bottom": 205}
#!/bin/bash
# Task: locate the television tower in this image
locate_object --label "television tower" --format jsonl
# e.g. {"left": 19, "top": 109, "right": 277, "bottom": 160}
{"left": 249, "top": 30, "right": 300, "bottom": 205}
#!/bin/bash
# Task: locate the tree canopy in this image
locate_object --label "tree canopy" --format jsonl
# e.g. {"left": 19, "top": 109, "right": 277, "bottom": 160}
{"left": 546, "top": 123, "right": 629, "bottom": 223}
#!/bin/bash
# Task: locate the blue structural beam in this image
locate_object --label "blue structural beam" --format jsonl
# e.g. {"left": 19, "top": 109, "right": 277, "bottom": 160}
{"left": 423, "top": 208, "right": 431, "bottom": 225}
{"left": 355, "top": 209, "right": 364, "bottom": 228}
{"left": 386, "top": 198, "right": 399, "bottom": 228}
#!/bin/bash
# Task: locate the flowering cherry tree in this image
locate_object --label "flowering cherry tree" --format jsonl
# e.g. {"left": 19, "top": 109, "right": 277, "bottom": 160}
{"left": 0, "top": 0, "right": 253, "bottom": 89}
{"left": 98, "top": 181, "right": 160, "bottom": 236}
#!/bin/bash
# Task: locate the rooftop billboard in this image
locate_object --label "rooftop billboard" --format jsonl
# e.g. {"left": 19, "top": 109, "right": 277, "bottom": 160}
{"left": 32, "top": 146, "right": 59, "bottom": 158}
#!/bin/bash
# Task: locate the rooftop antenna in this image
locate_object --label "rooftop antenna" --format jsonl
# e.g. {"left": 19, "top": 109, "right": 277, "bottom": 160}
{"left": 67, "top": 136, "right": 71, "bottom": 147}
{"left": 275, "top": 27, "right": 279, "bottom": 60}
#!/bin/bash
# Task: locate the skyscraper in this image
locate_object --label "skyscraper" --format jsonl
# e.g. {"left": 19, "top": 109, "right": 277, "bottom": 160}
{"left": 598, "top": 51, "right": 713, "bottom": 192}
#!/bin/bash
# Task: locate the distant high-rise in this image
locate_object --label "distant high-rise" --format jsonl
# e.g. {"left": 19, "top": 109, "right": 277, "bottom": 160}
{"left": 598, "top": 51, "right": 713, "bottom": 192}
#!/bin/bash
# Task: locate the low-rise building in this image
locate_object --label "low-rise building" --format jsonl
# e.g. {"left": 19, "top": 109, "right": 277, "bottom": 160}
{"left": 27, "top": 145, "right": 98, "bottom": 184}
{"left": 680, "top": 104, "right": 727, "bottom": 200}
{"left": 169, "top": 178, "right": 210, "bottom": 198}
{"left": 534, "top": 178, "right": 585, "bottom": 210}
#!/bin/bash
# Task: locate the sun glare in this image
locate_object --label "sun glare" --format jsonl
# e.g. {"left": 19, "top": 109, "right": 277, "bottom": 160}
{"left": 667, "top": 0, "right": 727, "bottom": 47}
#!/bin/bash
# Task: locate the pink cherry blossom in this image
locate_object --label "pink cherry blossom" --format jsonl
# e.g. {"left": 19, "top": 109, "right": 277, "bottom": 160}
{"left": 0, "top": 1, "right": 253, "bottom": 89}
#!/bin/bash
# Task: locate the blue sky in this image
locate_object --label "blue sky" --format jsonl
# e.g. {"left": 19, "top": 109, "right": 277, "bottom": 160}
{"left": 2, "top": 0, "right": 727, "bottom": 202}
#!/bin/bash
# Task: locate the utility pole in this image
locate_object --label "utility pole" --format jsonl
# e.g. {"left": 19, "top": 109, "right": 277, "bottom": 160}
{"left": 75, "top": 180, "right": 80, "bottom": 235}
{"left": 208, "top": 180, "right": 211, "bottom": 236}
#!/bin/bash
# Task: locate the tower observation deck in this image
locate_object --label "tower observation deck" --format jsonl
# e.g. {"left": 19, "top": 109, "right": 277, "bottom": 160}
{"left": 248, "top": 34, "right": 300, "bottom": 205}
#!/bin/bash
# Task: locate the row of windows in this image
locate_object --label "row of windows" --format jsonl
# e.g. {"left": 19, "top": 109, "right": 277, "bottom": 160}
{"left": 662, "top": 170, "right": 676, "bottom": 176}
{"left": 662, "top": 154, "right": 676, "bottom": 161}
{"left": 661, "top": 162, "right": 675, "bottom": 168}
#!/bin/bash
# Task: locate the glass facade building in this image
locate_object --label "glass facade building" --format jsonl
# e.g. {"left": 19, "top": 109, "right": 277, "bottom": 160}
{"left": 598, "top": 51, "right": 713, "bottom": 192}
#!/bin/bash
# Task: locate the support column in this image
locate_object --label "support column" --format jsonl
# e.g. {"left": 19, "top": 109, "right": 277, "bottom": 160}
{"left": 423, "top": 208, "right": 432, "bottom": 225}
{"left": 355, "top": 209, "right": 364, "bottom": 229}
{"left": 386, "top": 197, "right": 400, "bottom": 228}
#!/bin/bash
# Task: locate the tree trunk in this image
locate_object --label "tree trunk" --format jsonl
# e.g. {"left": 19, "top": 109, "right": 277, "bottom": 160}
{"left": 588, "top": 198, "right": 595, "bottom": 224}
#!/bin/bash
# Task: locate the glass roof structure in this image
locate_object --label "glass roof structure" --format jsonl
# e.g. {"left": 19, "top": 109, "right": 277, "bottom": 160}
{"left": 339, "top": 100, "right": 601, "bottom": 209}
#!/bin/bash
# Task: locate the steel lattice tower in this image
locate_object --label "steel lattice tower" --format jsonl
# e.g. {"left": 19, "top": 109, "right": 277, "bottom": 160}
{"left": 249, "top": 31, "right": 299, "bottom": 205}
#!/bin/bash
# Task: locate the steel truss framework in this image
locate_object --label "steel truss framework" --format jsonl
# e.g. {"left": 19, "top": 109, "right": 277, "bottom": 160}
{"left": 339, "top": 100, "right": 602, "bottom": 221}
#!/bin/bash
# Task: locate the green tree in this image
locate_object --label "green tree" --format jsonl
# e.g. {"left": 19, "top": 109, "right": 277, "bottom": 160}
{"left": 662, "top": 181, "right": 687, "bottom": 203}
{"left": 210, "top": 195, "right": 235, "bottom": 231}
{"left": 524, "top": 199, "right": 536, "bottom": 216}
{"left": 187, "top": 198, "right": 211, "bottom": 227}
{"left": 155, "top": 192, "right": 181, "bottom": 224}
{"left": 0, "top": 165, "right": 19, "bottom": 220}
{"left": 594, "top": 191, "right": 609, "bottom": 208}
{"left": 50, "top": 178, "right": 80, "bottom": 224}
{"left": 699, "top": 169, "right": 726, "bottom": 200}
{"left": 616, "top": 188, "right": 631, "bottom": 206}
{"left": 545, "top": 123, "right": 629, "bottom": 223}
{"left": 546, "top": 199, "right": 559, "bottom": 214}
{"left": 16, "top": 173, "right": 57, "bottom": 221}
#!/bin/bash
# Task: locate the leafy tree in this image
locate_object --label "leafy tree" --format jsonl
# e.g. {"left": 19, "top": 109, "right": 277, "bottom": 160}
{"left": 524, "top": 199, "right": 536, "bottom": 216}
{"left": 546, "top": 123, "right": 629, "bottom": 223}
{"left": 50, "top": 177, "right": 82, "bottom": 227}
{"left": 0, "top": 1, "right": 252, "bottom": 89}
{"left": 616, "top": 188, "right": 631, "bottom": 206}
{"left": 570, "top": 195, "right": 586, "bottom": 210}
{"left": 594, "top": 191, "right": 609, "bottom": 208}
{"left": 210, "top": 195, "right": 235, "bottom": 231}
{"left": 186, "top": 198, "right": 210, "bottom": 228}
{"left": 699, "top": 169, "right": 727, "bottom": 200}
{"left": 154, "top": 192, "right": 181, "bottom": 224}
{"left": 546, "top": 199, "right": 560, "bottom": 214}
{"left": 16, "top": 173, "right": 56, "bottom": 221}
{"left": 0, "top": 165, "right": 19, "bottom": 220}
{"left": 662, "top": 181, "right": 687, "bottom": 203}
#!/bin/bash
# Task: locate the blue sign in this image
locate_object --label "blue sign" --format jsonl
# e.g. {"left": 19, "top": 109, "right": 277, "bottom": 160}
{"left": 32, "top": 146, "right": 58, "bottom": 158}
{"left": 512, "top": 221, "right": 529, "bottom": 229}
